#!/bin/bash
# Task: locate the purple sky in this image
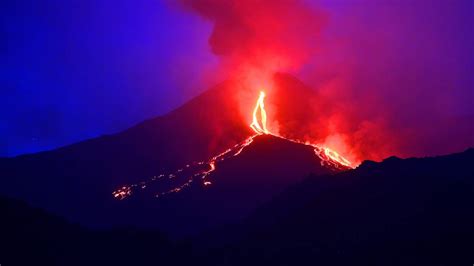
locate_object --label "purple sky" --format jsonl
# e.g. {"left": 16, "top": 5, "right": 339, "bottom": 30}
{"left": 1, "top": 0, "right": 472, "bottom": 156}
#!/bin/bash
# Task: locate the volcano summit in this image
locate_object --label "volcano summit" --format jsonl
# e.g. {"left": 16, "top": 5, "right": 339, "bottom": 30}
{"left": 0, "top": 73, "right": 351, "bottom": 237}
{"left": 113, "top": 88, "right": 352, "bottom": 201}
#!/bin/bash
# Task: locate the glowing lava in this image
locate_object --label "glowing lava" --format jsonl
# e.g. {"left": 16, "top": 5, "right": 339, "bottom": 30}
{"left": 112, "top": 89, "right": 353, "bottom": 200}
{"left": 250, "top": 91, "right": 269, "bottom": 134}
{"left": 113, "top": 136, "right": 255, "bottom": 200}
{"left": 247, "top": 90, "right": 353, "bottom": 168}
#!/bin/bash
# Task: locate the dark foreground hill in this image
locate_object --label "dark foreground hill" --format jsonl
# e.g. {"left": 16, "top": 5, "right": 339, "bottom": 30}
{"left": 201, "top": 148, "right": 474, "bottom": 266}
{"left": 0, "top": 196, "right": 186, "bottom": 266}
{"left": 1, "top": 148, "right": 473, "bottom": 266}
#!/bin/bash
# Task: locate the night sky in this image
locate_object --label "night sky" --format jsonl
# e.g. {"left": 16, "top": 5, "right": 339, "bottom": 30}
{"left": 1, "top": 0, "right": 473, "bottom": 157}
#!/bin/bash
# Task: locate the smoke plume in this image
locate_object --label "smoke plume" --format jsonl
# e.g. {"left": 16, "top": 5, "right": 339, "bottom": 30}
{"left": 178, "top": 0, "right": 474, "bottom": 163}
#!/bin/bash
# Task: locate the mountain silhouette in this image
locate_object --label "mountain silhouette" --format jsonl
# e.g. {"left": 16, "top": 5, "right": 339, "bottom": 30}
{"left": 115, "top": 134, "right": 342, "bottom": 236}
{"left": 1, "top": 148, "right": 472, "bottom": 265}
{"left": 2, "top": 72, "right": 472, "bottom": 265}
{"left": 198, "top": 148, "right": 474, "bottom": 266}
{"left": 0, "top": 74, "right": 347, "bottom": 237}
{"left": 0, "top": 195, "right": 182, "bottom": 266}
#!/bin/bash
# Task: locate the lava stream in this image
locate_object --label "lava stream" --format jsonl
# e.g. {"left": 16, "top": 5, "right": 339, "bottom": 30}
{"left": 112, "top": 90, "right": 353, "bottom": 200}
{"left": 112, "top": 136, "right": 256, "bottom": 200}
{"left": 250, "top": 91, "right": 269, "bottom": 134}
{"left": 248, "top": 90, "right": 353, "bottom": 168}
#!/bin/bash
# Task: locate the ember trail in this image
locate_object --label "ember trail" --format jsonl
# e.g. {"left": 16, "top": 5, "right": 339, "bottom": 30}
{"left": 113, "top": 90, "right": 353, "bottom": 200}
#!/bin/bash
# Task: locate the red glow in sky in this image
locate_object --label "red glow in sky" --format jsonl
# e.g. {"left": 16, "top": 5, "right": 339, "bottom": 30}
{"left": 179, "top": 0, "right": 474, "bottom": 162}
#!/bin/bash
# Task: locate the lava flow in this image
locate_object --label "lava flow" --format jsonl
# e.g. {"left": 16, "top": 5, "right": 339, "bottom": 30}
{"left": 248, "top": 91, "right": 353, "bottom": 168}
{"left": 250, "top": 91, "right": 269, "bottom": 134}
{"left": 113, "top": 90, "right": 353, "bottom": 200}
{"left": 112, "top": 136, "right": 255, "bottom": 200}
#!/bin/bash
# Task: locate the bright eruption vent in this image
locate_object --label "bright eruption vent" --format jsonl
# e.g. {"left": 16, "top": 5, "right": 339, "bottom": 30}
{"left": 248, "top": 90, "right": 352, "bottom": 168}
{"left": 250, "top": 91, "right": 269, "bottom": 134}
{"left": 113, "top": 90, "right": 353, "bottom": 200}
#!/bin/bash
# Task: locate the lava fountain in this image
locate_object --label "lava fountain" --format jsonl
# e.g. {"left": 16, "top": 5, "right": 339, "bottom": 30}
{"left": 250, "top": 91, "right": 269, "bottom": 134}
{"left": 248, "top": 91, "right": 353, "bottom": 168}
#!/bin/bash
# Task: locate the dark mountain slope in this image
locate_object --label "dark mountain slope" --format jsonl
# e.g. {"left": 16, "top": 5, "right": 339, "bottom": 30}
{"left": 0, "top": 196, "right": 183, "bottom": 266}
{"left": 0, "top": 73, "right": 323, "bottom": 232}
{"left": 0, "top": 80, "right": 251, "bottom": 229}
{"left": 204, "top": 148, "right": 474, "bottom": 266}
{"left": 104, "top": 134, "right": 341, "bottom": 237}
{"left": 1, "top": 148, "right": 472, "bottom": 265}
{"left": 0, "top": 73, "right": 357, "bottom": 237}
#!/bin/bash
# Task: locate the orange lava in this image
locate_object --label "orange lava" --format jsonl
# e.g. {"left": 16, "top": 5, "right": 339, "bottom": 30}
{"left": 112, "top": 89, "right": 353, "bottom": 200}
{"left": 250, "top": 91, "right": 269, "bottom": 134}
{"left": 248, "top": 90, "right": 353, "bottom": 169}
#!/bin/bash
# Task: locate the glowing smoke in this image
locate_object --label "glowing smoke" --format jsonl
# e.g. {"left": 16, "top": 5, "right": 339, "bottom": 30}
{"left": 177, "top": 0, "right": 474, "bottom": 162}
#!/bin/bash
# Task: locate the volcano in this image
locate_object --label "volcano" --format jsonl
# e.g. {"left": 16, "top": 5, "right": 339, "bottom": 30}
{"left": 1, "top": 73, "right": 473, "bottom": 264}
{"left": 0, "top": 73, "right": 350, "bottom": 237}
{"left": 113, "top": 134, "right": 345, "bottom": 236}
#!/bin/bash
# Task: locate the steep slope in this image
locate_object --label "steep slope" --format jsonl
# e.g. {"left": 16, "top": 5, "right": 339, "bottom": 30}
{"left": 0, "top": 80, "right": 251, "bottom": 230}
{"left": 204, "top": 148, "right": 474, "bottom": 266}
{"left": 102, "top": 134, "right": 343, "bottom": 237}
{"left": 0, "top": 73, "right": 351, "bottom": 237}
{"left": 0, "top": 133, "right": 347, "bottom": 238}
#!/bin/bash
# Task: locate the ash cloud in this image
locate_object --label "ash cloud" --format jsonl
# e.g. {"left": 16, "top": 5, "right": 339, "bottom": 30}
{"left": 179, "top": 0, "right": 327, "bottom": 79}
{"left": 178, "top": 0, "right": 474, "bottom": 162}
